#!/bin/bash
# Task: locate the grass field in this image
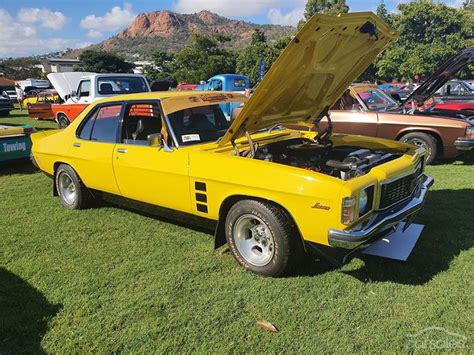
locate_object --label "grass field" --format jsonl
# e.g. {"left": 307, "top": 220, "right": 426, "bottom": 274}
{"left": 1, "top": 109, "right": 473, "bottom": 352}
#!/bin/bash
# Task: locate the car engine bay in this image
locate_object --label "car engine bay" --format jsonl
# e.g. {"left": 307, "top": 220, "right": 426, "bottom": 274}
{"left": 253, "top": 138, "right": 403, "bottom": 180}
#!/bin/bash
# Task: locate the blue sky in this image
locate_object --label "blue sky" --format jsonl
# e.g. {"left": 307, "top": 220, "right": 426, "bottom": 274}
{"left": 0, "top": 0, "right": 463, "bottom": 58}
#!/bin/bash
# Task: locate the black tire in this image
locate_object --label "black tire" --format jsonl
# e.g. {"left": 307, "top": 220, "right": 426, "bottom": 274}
{"left": 57, "top": 114, "right": 70, "bottom": 129}
{"left": 225, "top": 200, "right": 302, "bottom": 277}
{"left": 399, "top": 132, "right": 437, "bottom": 164}
{"left": 55, "top": 164, "right": 91, "bottom": 209}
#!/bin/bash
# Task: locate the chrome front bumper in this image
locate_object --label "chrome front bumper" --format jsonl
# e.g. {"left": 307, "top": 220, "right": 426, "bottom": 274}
{"left": 454, "top": 138, "right": 474, "bottom": 151}
{"left": 328, "top": 175, "right": 434, "bottom": 250}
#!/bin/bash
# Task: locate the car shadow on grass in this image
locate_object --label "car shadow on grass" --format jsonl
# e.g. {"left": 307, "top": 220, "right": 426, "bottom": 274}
{"left": 438, "top": 151, "right": 474, "bottom": 165}
{"left": 100, "top": 194, "right": 217, "bottom": 236}
{"left": 102, "top": 188, "right": 473, "bottom": 285}
{"left": 0, "top": 160, "right": 39, "bottom": 177}
{"left": 338, "top": 188, "right": 474, "bottom": 285}
{"left": 0, "top": 268, "right": 61, "bottom": 354}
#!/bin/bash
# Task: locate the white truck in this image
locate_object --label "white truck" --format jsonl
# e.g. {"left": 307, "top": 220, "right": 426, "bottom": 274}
{"left": 47, "top": 73, "right": 151, "bottom": 127}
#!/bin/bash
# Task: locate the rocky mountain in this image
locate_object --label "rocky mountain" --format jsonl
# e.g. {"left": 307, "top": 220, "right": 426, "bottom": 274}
{"left": 70, "top": 10, "right": 294, "bottom": 59}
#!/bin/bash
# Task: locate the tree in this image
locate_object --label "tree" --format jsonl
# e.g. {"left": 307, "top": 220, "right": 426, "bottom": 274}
{"left": 251, "top": 29, "right": 266, "bottom": 45}
{"left": 142, "top": 51, "right": 175, "bottom": 83}
{"left": 299, "top": 0, "right": 349, "bottom": 27}
{"left": 77, "top": 50, "right": 134, "bottom": 73}
{"left": 171, "top": 34, "right": 235, "bottom": 83}
{"left": 236, "top": 31, "right": 290, "bottom": 86}
{"left": 0, "top": 58, "right": 42, "bottom": 80}
{"left": 375, "top": 1, "right": 474, "bottom": 81}
{"left": 376, "top": 1, "right": 391, "bottom": 24}
{"left": 463, "top": 0, "right": 473, "bottom": 11}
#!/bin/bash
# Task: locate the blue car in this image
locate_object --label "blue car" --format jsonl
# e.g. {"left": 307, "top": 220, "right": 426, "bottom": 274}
{"left": 196, "top": 74, "right": 250, "bottom": 119}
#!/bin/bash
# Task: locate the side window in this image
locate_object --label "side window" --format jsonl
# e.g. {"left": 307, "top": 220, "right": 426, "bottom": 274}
{"left": 211, "top": 80, "right": 223, "bottom": 91}
{"left": 121, "top": 103, "right": 162, "bottom": 145}
{"left": 78, "top": 80, "right": 91, "bottom": 97}
{"left": 90, "top": 105, "right": 122, "bottom": 143}
{"left": 234, "top": 79, "right": 247, "bottom": 88}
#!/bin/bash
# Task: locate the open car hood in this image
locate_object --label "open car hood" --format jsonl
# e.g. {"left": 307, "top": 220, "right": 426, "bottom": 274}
{"left": 402, "top": 48, "right": 474, "bottom": 107}
{"left": 47, "top": 72, "right": 95, "bottom": 100}
{"left": 219, "top": 12, "right": 396, "bottom": 145}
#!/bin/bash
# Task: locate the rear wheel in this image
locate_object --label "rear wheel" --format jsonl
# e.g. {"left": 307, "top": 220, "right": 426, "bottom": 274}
{"left": 57, "top": 114, "right": 70, "bottom": 129}
{"left": 225, "top": 200, "right": 301, "bottom": 277}
{"left": 399, "top": 132, "right": 437, "bottom": 164}
{"left": 55, "top": 164, "right": 91, "bottom": 209}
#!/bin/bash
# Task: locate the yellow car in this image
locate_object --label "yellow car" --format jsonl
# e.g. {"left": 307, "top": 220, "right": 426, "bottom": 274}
{"left": 31, "top": 13, "right": 433, "bottom": 277}
{"left": 22, "top": 90, "right": 60, "bottom": 109}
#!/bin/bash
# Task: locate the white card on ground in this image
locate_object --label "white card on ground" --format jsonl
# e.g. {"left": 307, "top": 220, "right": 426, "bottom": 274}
{"left": 362, "top": 223, "right": 424, "bottom": 261}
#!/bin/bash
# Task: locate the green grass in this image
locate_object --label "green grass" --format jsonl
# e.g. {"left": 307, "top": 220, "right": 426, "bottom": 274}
{"left": 1, "top": 107, "right": 58, "bottom": 130}
{"left": 0, "top": 110, "right": 473, "bottom": 352}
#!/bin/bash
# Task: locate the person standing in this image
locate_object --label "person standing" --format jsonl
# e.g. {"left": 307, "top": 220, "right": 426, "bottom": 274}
{"left": 15, "top": 85, "right": 24, "bottom": 110}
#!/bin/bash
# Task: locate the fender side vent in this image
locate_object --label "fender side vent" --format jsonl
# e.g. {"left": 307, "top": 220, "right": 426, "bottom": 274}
{"left": 197, "top": 204, "right": 208, "bottom": 213}
{"left": 196, "top": 193, "right": 207, "bottom": 203}
{"left": 195, "top": 181, "right": 207, "bottom": 192}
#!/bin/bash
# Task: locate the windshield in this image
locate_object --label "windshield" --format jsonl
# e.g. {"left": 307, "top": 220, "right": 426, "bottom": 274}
{"left": 358, "top": 88, "right": 399, "bottom": 111}
{"left": 167, "top": 104, "right": 231, "bottom": 146}
{"left": 97, "top": 77, "right": 148, "bottom": 95}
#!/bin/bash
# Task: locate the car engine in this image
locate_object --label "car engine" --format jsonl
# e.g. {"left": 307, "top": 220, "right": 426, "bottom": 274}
{"left": 253, "top": 138, "right": 402, "bottom": 180}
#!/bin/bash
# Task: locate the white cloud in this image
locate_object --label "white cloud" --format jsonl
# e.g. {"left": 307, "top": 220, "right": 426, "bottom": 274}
{"left": 17, "top": 7, "right": 67, "bottom": 30}
{"left": 174, "top": 0, "right": 305, "bottom": 18}
{"left": 445, "top": 0, "right": 464, "bottom": 8}
{"left": 80, "top": 2, "right": 136, "bottom": 38}
{"left": 0, "top": 8, "right": 84, "bottom": 58}
{"left": 267, "top": 7, "right": 304, "bottom": 26}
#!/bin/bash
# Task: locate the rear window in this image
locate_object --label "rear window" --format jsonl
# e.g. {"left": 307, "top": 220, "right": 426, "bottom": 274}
{"left": 97, "top": 77, "right": 148, "bottom": 95}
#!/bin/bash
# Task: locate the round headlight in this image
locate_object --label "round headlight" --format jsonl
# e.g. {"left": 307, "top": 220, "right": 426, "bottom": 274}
{"left": 359, "top": 189, "right": 368, "bottom": 215}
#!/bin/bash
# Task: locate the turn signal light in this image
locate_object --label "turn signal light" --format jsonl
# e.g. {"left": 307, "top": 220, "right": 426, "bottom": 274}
{"left": 342, "top": 196, "right": 356, "bottom": 225}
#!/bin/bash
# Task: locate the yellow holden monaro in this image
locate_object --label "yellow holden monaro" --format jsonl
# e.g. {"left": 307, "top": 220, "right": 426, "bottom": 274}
{"left": 31, "top": 13, "right": 433, "bottom": 277}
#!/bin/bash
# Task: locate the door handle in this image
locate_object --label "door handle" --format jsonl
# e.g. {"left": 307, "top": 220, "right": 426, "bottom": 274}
{"left": 73, "top": 142, "right": 81, "bottom": 147}
{"left": 117, "top": 148, "right": 127, "bottom": 153}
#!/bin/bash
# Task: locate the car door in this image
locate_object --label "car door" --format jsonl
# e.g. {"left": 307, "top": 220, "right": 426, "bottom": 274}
{"left": 112, "top": 101, "right": 192, "bottom": 213}
{"left": 68, "top": 103, "right": 122, "bottom": 194}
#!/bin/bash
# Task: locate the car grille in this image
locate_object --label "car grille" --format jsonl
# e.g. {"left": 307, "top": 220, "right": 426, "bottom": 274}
{"left": 379, "top": 173, "right": 418, "bottom": 210}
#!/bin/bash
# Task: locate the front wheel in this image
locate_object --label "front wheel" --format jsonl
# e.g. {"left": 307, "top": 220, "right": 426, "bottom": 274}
{"left": 400, "top": 132, "right": 437, "bottom": 164}
{"left": 225, "top": 200, "right": 301, "bottom": 277}
{"left": 57, "top": 114, "right": 70, "bottom": 129}
{"left": 55, "top": 164, "right": 91, "bottom": 209}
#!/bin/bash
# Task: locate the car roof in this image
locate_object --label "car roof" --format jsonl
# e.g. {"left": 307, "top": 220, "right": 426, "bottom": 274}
{"left": 94, "top": 90, "right": 247, "bottom": 104}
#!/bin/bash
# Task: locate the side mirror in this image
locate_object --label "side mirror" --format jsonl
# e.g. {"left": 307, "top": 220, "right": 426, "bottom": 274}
{"left": 71, "top": 90, "right": 77, "bottom": 97}
{"left": 147, "top": 133, "right": 173, "bottom": 152}
{"left": 147, "top": 133, "right": 163, "bottom": 147}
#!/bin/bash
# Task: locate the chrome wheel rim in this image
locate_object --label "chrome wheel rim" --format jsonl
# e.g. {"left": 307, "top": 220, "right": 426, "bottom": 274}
{"left": 59, "top": 117, "right": 68, "bottom": 129}
{"left": 233, "top": 214, "right": 275, "bottom": 267}
{"left": 58, "top": 172, "right": 77, "bottom": 205}
{"left": 404, "top": 138, "right": 431, "bottom": 160}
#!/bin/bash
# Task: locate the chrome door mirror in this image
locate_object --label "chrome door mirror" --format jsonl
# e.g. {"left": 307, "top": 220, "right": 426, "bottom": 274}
{"left": 147, "top": 133, "right": 173, "bottom": 152}
{"left": 147, "top": 133, "right": 163, "bottom": 147}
